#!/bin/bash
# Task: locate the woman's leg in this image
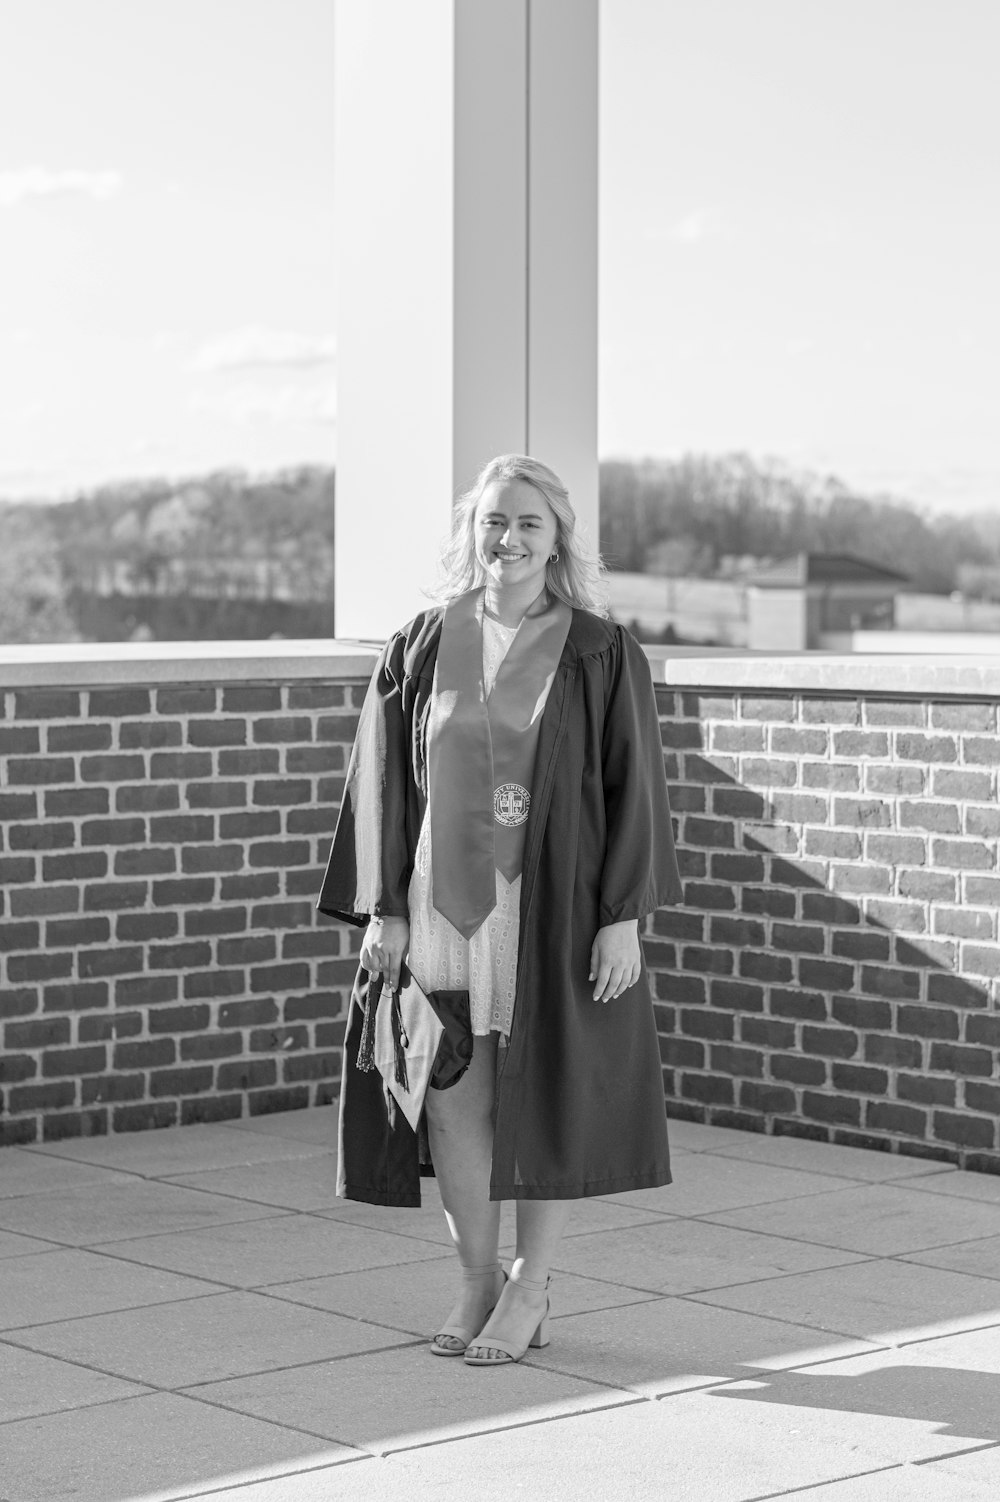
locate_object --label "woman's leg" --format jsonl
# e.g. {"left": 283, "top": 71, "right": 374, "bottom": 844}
{"left": 423, "top": 1032, "right": 503, "bottom": 1348}
{"left": 465, "top": 1198, "right": 573, "bottom": 1362}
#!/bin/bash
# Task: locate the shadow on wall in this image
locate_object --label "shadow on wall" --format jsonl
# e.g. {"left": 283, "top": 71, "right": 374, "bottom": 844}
{"left": 647, "top": 686, "right": 999, "bottom": 1172}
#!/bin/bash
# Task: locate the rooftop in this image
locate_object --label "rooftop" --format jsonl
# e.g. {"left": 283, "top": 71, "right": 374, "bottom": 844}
{"left": 747, "top": 553, "right": 912, "bottom": 588}
{"left": 2, "top": 1108, "right": 999, "bottom": 1499}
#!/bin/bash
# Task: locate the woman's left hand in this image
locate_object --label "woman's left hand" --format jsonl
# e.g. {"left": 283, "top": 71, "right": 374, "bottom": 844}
{"left": 589, "top": 920, "right": 642, "bottom": 1002}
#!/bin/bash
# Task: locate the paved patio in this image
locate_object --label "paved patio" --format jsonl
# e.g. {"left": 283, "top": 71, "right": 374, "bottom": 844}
{"left": 1, "top": 1110, "right": 999, "bottom": 1501}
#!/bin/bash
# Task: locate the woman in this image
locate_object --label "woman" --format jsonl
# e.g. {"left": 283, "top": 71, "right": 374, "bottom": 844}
{"left": 318, "top": 454, "right": 682, "bottom": 1367}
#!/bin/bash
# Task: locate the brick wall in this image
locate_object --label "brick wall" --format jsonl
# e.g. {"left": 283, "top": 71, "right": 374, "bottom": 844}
{"left": 1, "top": 678, "right": 363, "bottom": 1146}
{"left": 2, "top": 655, "right": 999, "bottom": 1173}
{"left": 649, "top": 685, "right": 1000, "bottom": 1173}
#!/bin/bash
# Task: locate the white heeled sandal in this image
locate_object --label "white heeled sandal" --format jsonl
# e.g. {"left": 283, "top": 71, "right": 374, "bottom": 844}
{"left": 464, "top": 1274, "right": 550, "bottom": 1366}
{"left": 430, "top": 1263, "right": 506, "bottom": 1357}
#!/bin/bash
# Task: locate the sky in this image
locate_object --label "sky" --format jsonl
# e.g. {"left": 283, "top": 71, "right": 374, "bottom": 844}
{"left": 0, "top": 0, "right": 997, "bottom": 516}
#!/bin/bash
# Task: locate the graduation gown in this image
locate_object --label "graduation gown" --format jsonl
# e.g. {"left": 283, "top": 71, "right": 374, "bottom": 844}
{"left": 318, "top": 606, "right": 684, "bottom": 1204}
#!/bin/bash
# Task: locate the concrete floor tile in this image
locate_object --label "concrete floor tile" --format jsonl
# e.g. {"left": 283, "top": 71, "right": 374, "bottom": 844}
{"left": 901, "top": 1170, "right": 1000, "bottom": 1205}
{"left": 0, "top": 1228, "right": 54, "bottom": 1259}
{"left": 776, "top": 1454, "right": 1000, "bottom": 1502}
{"left": 26, "top": 1121, "right": 334, "bottom": 1178}
{"left": 0, "top": 1148, "right": 135, "bottom": 1198}
{"left": 550, "top": 1216, "right": 866, "bottom": 1295}
{"left": 168, "top": 1455, "right": 456, "bottom": 1502}
{"left": 0, "top": 1391, "right": 358, "bottom": 1502}
{"left": 14, "top": 1289, "right": 411, "bottom": 1387}
{"left": 704, "top": 1182, "right": 1000, "bottom": 1256}
{"left": 263, "top": 1260, "right": 654, "bottom": 1340}
{"left": 664, "top": 1118, "right": 769, "bottom": 1152}
{"left": 529, "top": 1295, "right": 880, "bottom": 1397}
{"left": 0, "top": 1248, "right": 224, "bottom": 1329}
{"left": 0, "top": 1341, "right": 149, "bottom": 1424}
{"left": 603, "top": 1154, "right": 856, "bottom": 1217}
{"left": 226, "top": 1104, "right": 340, "bottom": 1146}
{"left": 94, "top": 1211, "right": 446, "bottom": 1286}
{"left": 167, "top": 1156, "right": 346, "bottom": 1213}
{"left": 190, "top": 1343, "right": 627, "bottom": 1455}
{"left": 903, "top": 1234, "right": 1000, "bottom": 1283}
{"left": 394, "top": 1387, "right": 980, "bottom": 1501}
{"left": 690, "top": 1258, "right": 1000, "bottom": 1344}
{"left": 0, "top": 1178, "right": 282, "bottom": 1247}
{"left": 708, "top": 1134, "right": 963, "bottom": 1185}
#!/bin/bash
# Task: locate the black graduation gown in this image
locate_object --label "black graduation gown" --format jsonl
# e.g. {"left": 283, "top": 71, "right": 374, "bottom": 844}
{"left": 317, "top": 606, "right": 684, "bottom": 1204}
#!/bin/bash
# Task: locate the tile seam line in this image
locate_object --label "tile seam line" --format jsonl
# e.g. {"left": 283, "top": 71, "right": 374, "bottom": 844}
{"left": 689, "top": 1213, "right": 1000, "bottom": 1256}
{"left": 0, "top": 1385, "right": 160, "bottom": 1431}
{"left": 738, "top": 1460, "right": 914, "bottom": 1502}
{"left": 685, "top": 1290, "right": 1000, "bottom": 1347}
{"left": 379, "top": 1393, "right": 651, "bottom": 1458}
{"left": 161, "top": 1452, "right": 372, "bottom": 1502}
{"left": 0, "top": 1286, "right": 240, "bottom": 1335}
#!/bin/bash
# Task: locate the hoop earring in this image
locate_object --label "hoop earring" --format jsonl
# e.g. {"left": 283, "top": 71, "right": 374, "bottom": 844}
{"left": 549, "top": 549, "right": 560, "bottom": 563}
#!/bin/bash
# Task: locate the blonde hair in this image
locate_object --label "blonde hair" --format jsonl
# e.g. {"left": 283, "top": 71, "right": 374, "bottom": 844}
{"left": 432, "top": 454, "right": 608, "bottom": 615}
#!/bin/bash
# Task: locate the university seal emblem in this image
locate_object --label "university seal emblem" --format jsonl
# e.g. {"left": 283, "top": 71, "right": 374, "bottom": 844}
{"left": 494, "top": 783, "right": 530, "bottom": 828}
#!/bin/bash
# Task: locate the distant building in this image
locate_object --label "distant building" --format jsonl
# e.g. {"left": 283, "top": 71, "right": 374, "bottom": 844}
{"left": 745, "top": 553, "right": 908, "bottom": 650}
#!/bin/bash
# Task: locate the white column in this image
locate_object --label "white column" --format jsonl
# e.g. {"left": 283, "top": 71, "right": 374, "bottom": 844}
{"left": 334, "top": 0, "right": 599, "bottom": 640}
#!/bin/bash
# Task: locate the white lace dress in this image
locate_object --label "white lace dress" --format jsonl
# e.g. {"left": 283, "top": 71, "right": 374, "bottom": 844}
{"left": 407, "top": 613, "right": 550, "bottom": 1037}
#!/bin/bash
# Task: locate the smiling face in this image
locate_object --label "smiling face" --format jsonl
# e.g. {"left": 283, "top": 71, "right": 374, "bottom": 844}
{"left": 473, "top": 478, "right": 559, "bottom": 596}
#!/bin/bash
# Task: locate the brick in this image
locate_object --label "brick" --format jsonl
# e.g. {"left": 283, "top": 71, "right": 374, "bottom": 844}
{"left": 934, "top": 839, "right": 993, "bottom": 871}
{"left": 45, "top": 788, "right": 109, "bottom": 818}
{"left": 0, "top": 1053, "right": 36, "bottom": 1083}
{"left": 769, "top": 1058, "right": 823, "bottom": 1090}
{"left": 116, "top": 784, "right": 180, "bottom": 812}
{"left": 150, "top": 1066, "right": 214, "bottom": 1097}
{"left": 934, "top": 768, "right": 992, "bottom": 800}
{"left": 184, "top": 969, "right": 248, "bottom": 999}
{"left": 115, "top": 848, "right": 177, "bottom": 877}
{"left": 81, "top": 817, "right": 147, "bottom": 846}
{"left": 248, "top": 1085, "right": 312, "bottom": 1116}
{"left": 802, "top": 762, "right": 861, "bottom": 792}
{"left": 287, "top": 685, "right": 344, "bottom": 709}
{"left": 287, "top": 809, "right": 334, "bottom": 836}
{"left": 117, "top": 912, "right": 178, "bottom": 942}
{"left": 42, "top": 1045, "right": 107, "bottom": 1077}
{"left": 963, "top": 737, "right": 1000, "bottom": 766}
{"left": 662, "top": 1037, "right": 705, "bottom": 1069}
{"left": 250, "top": 961, "right": 310, "bottom": 993}
{"left": 151, "top": 878, "right": 215, "bottom": 906}
{"left": 679, "top": 692, "right": 735, "bottom": 718}
{"left": 933, "top": 908, "right": 994, "bottom": 940}
{"left": 120, "top": 720, "right": 183, "bottom": 749}
{"left": 316, "top": 713, "right": 359, "bottom": 741}
{"left": 773, "top": 923, "right": 825, "bottom": 954}
{"left": 148, "top": 941, "right": 212, "bottom": 970}
{"left": 683, "top": 882, "right": 736, "bottom": 911}
{"left": 180, "top": 1095, "right": 244, "bottom": 1125}
{"left": 8, "top": 820, "right": 75, "bottom": 850}
{"left": 739, "top": 951, "right": 793, "bottom": 983}
{"left": 217, "top": 1060, "right": 277, "bottom": 1090}
{"left": 0, "top": 792, "right": 37, "bottom": 819}
{"left": 678, "top": 1072, "right": 735, "bottom": 1106}
{"left": 769, "top": 727, "right": 828, "bottom": 755}
{"left": 803, "top": 1025, "right": 859, "bottom": 1059}
{"left": 81, "top": 1074, "right": 145, "bottom": 1104}
{"left": 80, "top": 755, "right": 146, "bottom": 782}
{"left": 219, "top": 811, "right": 281, "bottom": 839}
{"left": 156, "top": 687, "right": 218, "bottom": 714}
{"left": 114, "top": 1038, "right": 176, "bottom": 1069}
{"left": 186, "top": 781, "right": 248, "bottom": 809}
{"left": 224, "top": 686, "right": 283, "bottom": 711}
{"left": 662, "top": 721, "right": 704, "bottom": 749}
{"left": 832, "top": 864, "right": 892, "bottom": 896}
{"left": 833, "top": 798, "right": 891, "bottom": 829}
{"left": 149, "top": 752, "right": 213, "bottom": 780}
{"left": 186, "top": 718, "right": 247, "bottom": 746}
{"left": 898, "top": 802, "right": 961, "bottom": 834}
{"left": 769, "top": 989, "right": 827, "bottom": 1022}
{"left": 6, "top": 1016, "right": 72, "bottom": 1048}
{"left": 864, "top": 1034, "right": 922, "bottom": 1067}
{"left": 964, "top": 946, "right": 1000, "bottom": 977}
{"left": 0, "top": 726, "right": 42, "bottom": 753}
{"left": 740, "top": 758, "right": 797, "bottom": 788}
{"left": 248, "top": 840, "right": 311, "bottom": 868}
{"left": 181, "top": 1032, "right": 243, "bottom": 1060}
{"left": 6, "top": 756, "right": 76, "bottom": 785}
{"left": 932, "top": 702, "right": 996, "bottom": 731}
{"left": 831, "top": 996, "right": 891, "bottom": 1031}
{"left": 678, "top": 1009, "right": 734, "bottom": 1041}
{"left": 79, "top": 1012, "right": 142, "bottom": 1042}
{"left": 285, "top": 993, "right": 345, "bottom": 1022}
{"left": 42, "top": 981, "right": 109, "bottom": 1013}
{"left": 710, "top": 1044, "right": 764, "bottom": 1077}
{"left": 866, "top": 1101, "right": 927, "bottom": 1136}
{"left": 929, "top": 1041, "right": 993, "bottom": 1075}
{"left": 181, "top": 845, "right": 244, "bottom": 874}
{"left": 47, "top": 723, "right": 113, "bottom": 752}
{"left": 11, "top": 885, "right": 79, "bottom": 918}
{"left": 864, "top": 764, "right": 926, "bottom": 796}
{"left": 218, "top": 749, "right": 280, "bottom": 776}
{"left": 0, "top": 856, "right": 39, "bottom": 883}
{"left": 83, "top": 881, "right": 147, "bottom": 911}
{"left": 1, "top": 988, "right": 42, "bottom": 1019}
{"left": 965, "top": 876, "right": 1000, "bottom": 905}
{"left": 965, "top": 1081, "right": 1000, "bottom": 1115}
{"left": 740, "top": 1081, "right": 798, "bottom": 1114}
{"left": 859, "top": 966, "right": 919, "bottom": 1001}
{"left": 149, "top": 814, "right": 215, "bottom": 844}
{"left": 899, "top": 870, "right": 956, "bottom": 902}
{"left": 653, "top": 972, "right": 704, "bottom": 1005}
{"left": 803, "top": 1091, "right": 861, "bottom": 1126}
{"left": 865, "top": 900, "right": 926, "bottom": 934}
{"left": 14, "top": 689, "right": 80, "bottom": 719}
{"left": 803, "top": 830, "right": 861, "bottom": 860}
{"left": 253, "top": 778, "right": 313, "bottom": 808}
{"left": 800, "top": 697, "right": 859, "bottom": 725}
{"left": 219, "top": 997, "right": 278, "bottom": 1027}
{"left": 966, "top": 806, "right": 1000, "bottom": 838}
{"left": 185, "top": 907, "right": 248, "bottom": 938}
{"left": 897, "top": 1073, "right": 956, "bottom": 1106}
{"left": 861, "top": 700, "right": 925, "bottom": 727}
{"left": 865, "top": 836, "right": 928, "bottom": 867}
{"left": 87, "top": 688, "right": 151, "bottom": 717}
{"left": 78, "top": 946, "right": 144, "bottom": 979}
{"left": 708, "top": 979, "right": 764, "bottom": 1012}
{"left": 895, "top": 733, "right": 957, "bottom": 763}
{"left": 677, "top": 849, "right": 707, "bottom": 880}
{"left": 798, "top": 959, "right": 856, "bottom": 991}
{"left": 711, "top": 724, "right": 765, "bottom": 753}
{"left": 711, "top": 787, "right": 766, "bottom": 819}
{"left": 832, "top": 1063, "right": 888, "bottom": 1094}
{"left": 219, "top": 873, "right": 281, "bottom": 902}
{"left": 800, "top": 895, "right": 857, "bottom": 927}
{"left": 116, "top": 975, "right": 179, "bottom": 1006}
{"left": 966, "top": 1014, "right": 1000, "bottom": 1047}
{"left": 833, "top": 730, "right": 890, "bottom": 758}
{"left": 932, "top": 1110, "right": 996, "bottom": 1149}
{"left": 289, "top": 747, "right": 341, "bottom": 776}
{"left": 9, "top": 1082, "right": 75, "bottom": 1112}
{"left": 113, "top": 1102, "right": 178, "bottom": 1132}
{"left": 8, "top": 953, "right": 74, "bottom": 984}
{"left": 665, "top": 784, "right": 706, "bottom": 812}
{"left": 0, "top": 921, "right": 39, "bottom": 953}
{"left": 0, "top": 1120, "right": 39, "bottom": 1146}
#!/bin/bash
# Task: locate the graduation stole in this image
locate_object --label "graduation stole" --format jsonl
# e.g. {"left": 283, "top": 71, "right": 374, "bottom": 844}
{"left": 427, "top": 588, "right": 571, "bottom": 939}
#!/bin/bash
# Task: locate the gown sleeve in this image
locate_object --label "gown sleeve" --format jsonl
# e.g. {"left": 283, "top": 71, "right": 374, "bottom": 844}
{"left": 317, "top": 630, "right": 413, "bottom": 926}
{"left": 598, "top": 626, "right": 684, "bottom": 925}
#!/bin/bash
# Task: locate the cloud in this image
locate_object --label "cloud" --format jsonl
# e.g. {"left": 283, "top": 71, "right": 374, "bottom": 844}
{"left": 648, "top": 208, "right": 726, "bottom": 246}
{"left": 191, "top": 381, "right": 337, "bottom": 427}
{"left": 191, "top": 326, "right": 337, "bottom": 372}
{"left": 0, "top": 167, "right": 122, "bottom": 207}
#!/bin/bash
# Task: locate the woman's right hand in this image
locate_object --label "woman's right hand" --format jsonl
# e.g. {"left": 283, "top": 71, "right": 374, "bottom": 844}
{"left": 359, "top": 916, "right": 410, "bottom": 991}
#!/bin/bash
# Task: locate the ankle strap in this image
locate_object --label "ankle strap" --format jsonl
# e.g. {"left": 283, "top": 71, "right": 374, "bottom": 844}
{"left": 509, "top": 1273, "right": 550, "bottom": 1292}
{"left": 460, "top": 1262, "right": 503, "bottom": 1278}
